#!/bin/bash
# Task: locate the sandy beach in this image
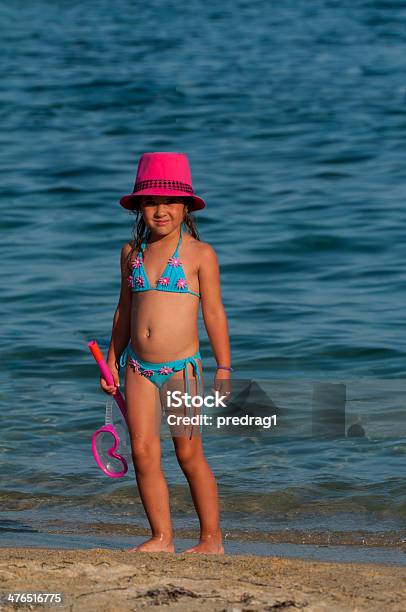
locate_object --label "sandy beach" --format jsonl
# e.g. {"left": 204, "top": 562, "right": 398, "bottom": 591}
{"left": 0, "top": 547, "right": 405, "bottom": 611}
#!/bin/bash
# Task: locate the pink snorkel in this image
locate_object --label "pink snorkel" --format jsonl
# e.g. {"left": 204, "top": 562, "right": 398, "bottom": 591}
{"left": 88, "top": 340, "right": 130, "bottom": 478}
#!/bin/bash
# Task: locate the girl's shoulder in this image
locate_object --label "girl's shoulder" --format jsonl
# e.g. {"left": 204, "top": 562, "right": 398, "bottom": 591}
{"left": 184, "top": 234, "right": 218, "bottom": 267}
{"left": 120, "top": 241, "right": 139, "bottom": 273}
{"left": 120, "top": 241, "right": 134, "bottom": 262}
{"left": 121, "top": 241, "right": 133, "bottom": 256}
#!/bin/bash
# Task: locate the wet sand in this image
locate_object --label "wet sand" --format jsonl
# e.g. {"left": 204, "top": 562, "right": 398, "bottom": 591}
{"left": 0, "top": 547, "right": 405, "bottom": 611}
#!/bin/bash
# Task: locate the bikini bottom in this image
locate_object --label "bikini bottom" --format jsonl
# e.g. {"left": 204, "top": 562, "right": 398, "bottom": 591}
{"left": 119, "top": 344, "right": 203, "bottom": 436}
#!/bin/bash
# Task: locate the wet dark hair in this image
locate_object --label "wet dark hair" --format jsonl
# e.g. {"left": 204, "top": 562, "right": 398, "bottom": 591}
{"left": 125, "top": 196, "right": 200, "bottom": 275}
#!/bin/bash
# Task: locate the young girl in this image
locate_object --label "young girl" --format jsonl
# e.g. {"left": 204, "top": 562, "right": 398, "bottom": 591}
{"left": 100, "top": 152, "right": 231, "bottom": 554}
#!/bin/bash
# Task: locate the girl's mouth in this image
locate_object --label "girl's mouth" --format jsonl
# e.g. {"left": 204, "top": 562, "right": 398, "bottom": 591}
{"left": 154, "top": 220, "right": 169, "bottom": 225}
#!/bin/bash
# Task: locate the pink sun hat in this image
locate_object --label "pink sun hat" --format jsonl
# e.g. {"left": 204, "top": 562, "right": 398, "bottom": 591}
{"left": 119, "top": 152, "right": 206, "bottom": 212}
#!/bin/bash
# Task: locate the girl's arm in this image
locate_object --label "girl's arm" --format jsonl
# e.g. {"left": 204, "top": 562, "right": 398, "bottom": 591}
{"left": 106, "top": 244, "right": 132, "bottom": 370}
{"left": 199, "top": 244, "right": 231, "bottom": 375}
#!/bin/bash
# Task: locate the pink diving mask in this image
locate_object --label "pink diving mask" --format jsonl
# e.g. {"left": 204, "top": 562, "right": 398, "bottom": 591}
{"left": 88, "top": 340, "right": 131, "bottom": 478}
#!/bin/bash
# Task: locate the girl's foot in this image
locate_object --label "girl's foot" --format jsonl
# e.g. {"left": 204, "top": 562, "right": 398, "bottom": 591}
{"left": 128, "top": 536, "right": 175, "bottom": 553}
{"left": 182, "top": 531, "right": 224, "bottom": 554}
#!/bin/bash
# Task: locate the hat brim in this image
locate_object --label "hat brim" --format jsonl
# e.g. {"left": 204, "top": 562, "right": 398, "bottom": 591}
{"left": 119, "top": 190, "right": 205, "bottom": 212}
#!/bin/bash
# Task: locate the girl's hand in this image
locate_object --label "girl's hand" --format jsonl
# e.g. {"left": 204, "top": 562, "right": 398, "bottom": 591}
{"left": 99, "top": 362, "right": 121, "bottom": 395}
{"left": 212, "top": 368, "right": 232, "bottom": 404}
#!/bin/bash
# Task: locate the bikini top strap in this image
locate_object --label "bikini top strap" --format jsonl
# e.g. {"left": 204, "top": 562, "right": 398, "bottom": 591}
{"left": 174, "top": 224, "right": 183, "bottom": 255}
{"left": 140, "top": 226, "right": 183, "bottom": 256}
{"left": 140, "top": 232, "right": 149, "bottom": 255}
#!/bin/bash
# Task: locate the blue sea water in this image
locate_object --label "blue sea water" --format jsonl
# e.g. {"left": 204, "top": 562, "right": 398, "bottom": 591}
{"left": 0, "top": 1, "right": 405, "bottom": 559}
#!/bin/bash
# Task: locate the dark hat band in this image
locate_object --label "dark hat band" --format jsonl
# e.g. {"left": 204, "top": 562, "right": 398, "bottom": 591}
{"left": 133, "top": 179, "right": 194, "bottom": 194}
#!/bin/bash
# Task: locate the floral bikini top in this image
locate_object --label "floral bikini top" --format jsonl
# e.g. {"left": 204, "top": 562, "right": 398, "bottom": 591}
{"left": 128, "top": 225, "right": 201, "bottom": 299}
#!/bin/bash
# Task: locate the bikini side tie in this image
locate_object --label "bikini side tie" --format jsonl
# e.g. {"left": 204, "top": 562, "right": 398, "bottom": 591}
{"left": 184, "top": 355, "right": 203, "bottom": 438}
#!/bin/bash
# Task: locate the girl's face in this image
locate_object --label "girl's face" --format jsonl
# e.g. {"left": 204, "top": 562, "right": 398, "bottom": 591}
{"left": 140, "top": 196, "right": 186, "bottom": 236}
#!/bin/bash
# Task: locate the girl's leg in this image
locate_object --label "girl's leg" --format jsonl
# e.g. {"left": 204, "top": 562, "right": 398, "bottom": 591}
{"left": 125, "top": 362, "right": 174, "bottom": 553}
{"left": 170, "top": 362, "right": 224, "bottom": 554}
